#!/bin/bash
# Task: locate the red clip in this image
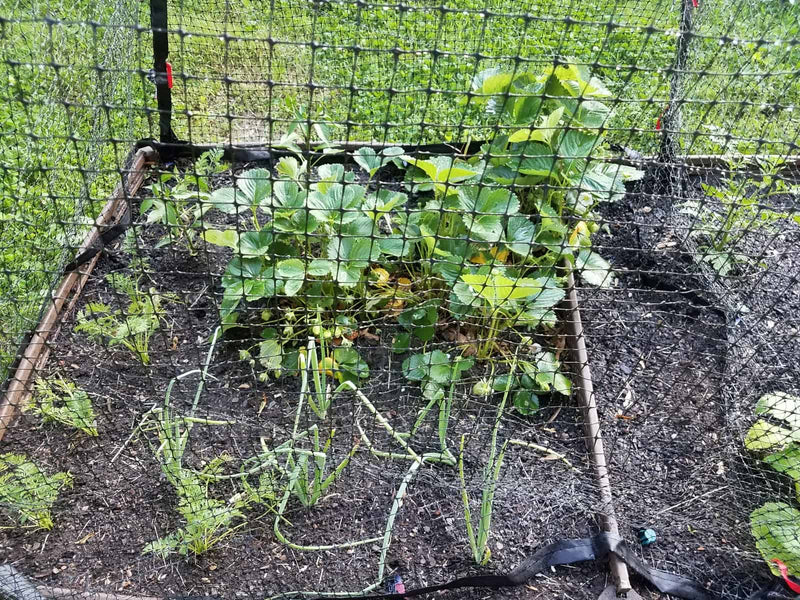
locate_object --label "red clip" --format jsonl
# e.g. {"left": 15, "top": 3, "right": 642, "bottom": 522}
{"left": 771, "top": 559, "right": 800, "bottom": 594}
{"left": 656, "top": 104, "right": 669, "bottom": 131}
{"left": 165, "top": 61, "right": 173, "bottom": 89}
{"left": 691, "top": 0, "right": 698, "bottom": 7}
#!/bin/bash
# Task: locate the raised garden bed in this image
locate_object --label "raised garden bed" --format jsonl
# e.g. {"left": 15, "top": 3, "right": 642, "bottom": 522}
{"left": 3, "top": 63, "right": 800, "bottom": 600}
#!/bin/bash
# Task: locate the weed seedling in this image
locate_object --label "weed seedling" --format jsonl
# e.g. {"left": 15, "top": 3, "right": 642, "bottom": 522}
{"left": 680, "top": 159, "right": 800, "bottom": 275}
{"left": 28, "top": 377, "right": 98, "bottom": 436}
{"left": 0, "top": 453, "right": 72, "bottom": 530}
{"left": 74, "top": 274, "right": 173, "bottom": 365}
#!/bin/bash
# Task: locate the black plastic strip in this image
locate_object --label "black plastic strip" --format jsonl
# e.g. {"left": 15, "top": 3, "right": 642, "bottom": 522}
{"left": 289, "top": 534, "right": 716, "bottom": 600}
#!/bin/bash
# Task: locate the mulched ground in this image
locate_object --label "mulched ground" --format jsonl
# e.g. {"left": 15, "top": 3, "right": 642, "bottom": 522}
{"left": 1, "top": 158, "right": 799, "bottom": 600}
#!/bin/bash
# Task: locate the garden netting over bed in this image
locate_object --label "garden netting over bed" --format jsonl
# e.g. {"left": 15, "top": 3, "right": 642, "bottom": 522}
{"left": 1, "top": 1, "right": 800, "bottom": 600}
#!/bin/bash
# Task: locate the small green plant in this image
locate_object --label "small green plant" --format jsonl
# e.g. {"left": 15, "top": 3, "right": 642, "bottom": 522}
{"left": 402, "top": 350, "right": 473, "bottom": 462}
{"left": 27, "top": 378, "right": 98, "bottom": 436}
{"left": 679, "top": 159, "right": 800, "bottom": 275}
{"left": 202, "top": 163, "right": 410, "bottom": 329}
{"left": 140, "top": 149, "right": 226, "bottom": 253}
{"left": 282, "top": 425, "right": 359, "bottom": 508}
{"left": 392, "top": 299, "right": 440, "bottom": 354}
{"left": 74, "top": 274, "right": 173, "bottom": 365}
{"left": 451, "top": 268, "right": 565, "bottom": 359}
{"left": 482, "top": 349, "right": 572, "bottom": 416}
{"left": 459, "top": 366, "right": 513, "bottom": 565}
{"left": 353, "top": 146, "right": 405, "bottom": 181}
{"left": 140, "top": 367, "right": 246, "bottom": 558}
{"left": 0, "top": 453, "right": 73, "bottom": 530}
{"left": 402, "top": 350, "right": 474, "bottom": 404}
{"left": 745, "top": 392, "right": 800, "bottom": 577}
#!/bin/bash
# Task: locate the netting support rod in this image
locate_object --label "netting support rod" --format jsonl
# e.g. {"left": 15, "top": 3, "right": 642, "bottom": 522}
{"left": 563, "top": 270, "right": 632, "bottom": 594}
{"left": 0, "top": 146, "right": 157, "bottom": 443}
{"left": 150, "top": 0, "right": 176, "bottom": 143}
{"left": 660, "top": 0, "right": 695, "bottom": 163}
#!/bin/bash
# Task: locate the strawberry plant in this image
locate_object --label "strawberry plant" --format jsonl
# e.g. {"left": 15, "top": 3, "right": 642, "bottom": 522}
{"left": 465, "top": 62, "right": 644, "bottom": 285}
{"left": 450, "top": 268, "right": 565, "bottom": 359}
{"left": 488, "top": 350, "right": 572, "bottom": 415}
{"left": 202, "top": 164, "right": 411, "bottom": 330}
{"left": 745, "top": 392, "right": 800, "bottom": 578}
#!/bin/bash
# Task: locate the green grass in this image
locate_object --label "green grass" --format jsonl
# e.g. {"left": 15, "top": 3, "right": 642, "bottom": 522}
{"left": 1, "top": 0, "right": 798, "bottom": 381}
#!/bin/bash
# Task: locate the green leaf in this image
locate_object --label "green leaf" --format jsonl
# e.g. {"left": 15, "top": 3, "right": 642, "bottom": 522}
{"left": 276, "top": 157, "right": 302, "bottom": 180}
{"left": 505, "top": 216, "right": 537, "bottom": 257}
{"left": 209, "top": 187, "right": 248, "bottom": 215}
{"left": 202, "top": 229, "right": 238, "bottom": 250}
{"left": 461, "top": 272, "right": 543, "bottom": 307}
{"left": 354, "top": 147, "right": 405, "bottom": 176}
{"left": 258, "top": 340, "right": 283, "bottom": 373}
{"left": 576, "top": 250, "right": 614, "bottom": 287}
{"left": 378, "top": 235, "right": 413, "bottom": 258}
{"left": 763, "top": 444, "right": 800, "bottom": 485}
{"left": 557, "top": 130, "right": 598, "bottom": 159}
{"left": 422, "top": 381, "right": 445, "bottom": 401}
{"left": 363, "top": 189, "right": 408, "bottom": 219}
{"left": 238, "top": 230, "right": 273, "bottom": 257}
{"left": 508, "top": 106, "right": 564, "bottom": 145}
{"left": 401, "top": 155, "right": 478, "bottom": 195}
{"left": 402, "top": 353, "right": 429, "bottom": 381}
{"left": 457, "top": 187, "right": 520, "bottom": 243}
{"left": 470, "top": 68, "right": 515, "bottom": 99}
{"left": 307, "top": 259, "right": 333, "bottom": 277}
{"left": 515, "top": 143, "right": 556, "bottom": 177}
{"left": 751, "top": 503, "right": 800, "bottom": 577}
{"left": 514, "top": 390, "right": 540, "bottom": 415}
{"left": 327, "top": 237, "right": 380, "bottom": 267}
{"left": 571, "top": 100, "right": 611, "bottom": 128}
{"left": 237, "top": 168, "right": 272, "bottom": 207}
{"left": 746, "top": 420, "right": 796, "bottom": 451}
{"left": 273, "top": 180, "right": 306, "bottom": 209}
{"left": 276, "top": 259, "right": 306, "bottom": 296}
{"left": 756, "top": 393, "right": 800, "bottom": 431}
{"left": 392, "top": 333, "right": 411, "bottom": 354}
{"left": 333, "top": 347, "right": 370, "bottom": 380}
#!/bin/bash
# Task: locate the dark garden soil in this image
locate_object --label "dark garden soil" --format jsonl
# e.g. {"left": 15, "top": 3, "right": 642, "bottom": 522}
{"left": 581, "top": 164, "right": 800, "bottom": 599}
{"left": 2, "top": 159, "right": 799, "bottom": 600}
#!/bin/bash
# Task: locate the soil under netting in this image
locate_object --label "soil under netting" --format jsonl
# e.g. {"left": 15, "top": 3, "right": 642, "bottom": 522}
{"left": 0, "top": 156, "right": 607, "bottom": 600}
{"left": 2, "top": 154, "right": 800, "bottom": 600}
{"left": 581, "top": 165, "right": 800, "bottom": 599}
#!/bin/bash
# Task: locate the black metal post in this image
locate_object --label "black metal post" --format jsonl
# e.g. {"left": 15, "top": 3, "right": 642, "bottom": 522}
{"left": 150, "top": 0, "right": 177, "bottom": 143}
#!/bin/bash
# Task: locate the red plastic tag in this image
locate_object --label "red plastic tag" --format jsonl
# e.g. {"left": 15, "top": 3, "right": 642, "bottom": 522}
{"left": 771, "top": 559, "right": 800, "bottom": 594}
{"left": 656, "top": 105, "right": 669, "bottom": 131}
{"left": 165, "top": 61, "right": 173, "bottom": 89}
{"left": 691, "top": 0, "right": 698, "bottom": 7}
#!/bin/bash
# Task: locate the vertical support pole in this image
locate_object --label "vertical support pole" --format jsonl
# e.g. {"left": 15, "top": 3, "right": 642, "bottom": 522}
{"left": 563, "top": 270, "right": 632, "bottom": 595}
{"left": 150, "top": 0, "right": 176, "bottom": 143}
{"left": 660, "top": 0, "right": 694, "bottom": 163}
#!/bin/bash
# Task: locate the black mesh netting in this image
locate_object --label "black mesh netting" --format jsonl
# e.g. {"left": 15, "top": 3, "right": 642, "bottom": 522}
{"left": 1, "top": 1, "right": 800, "bottom": 600}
